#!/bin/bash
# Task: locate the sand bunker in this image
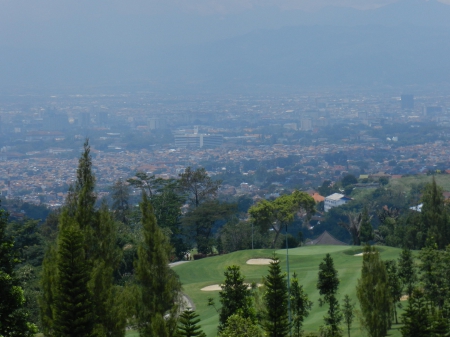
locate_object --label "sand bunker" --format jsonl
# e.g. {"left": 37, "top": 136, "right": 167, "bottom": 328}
{"left": 354, "top": 252, "right": 377, "bottom": 256}
{"left": 400, "top": 295, "right": 409, "bottom": 301}
{"left": 246, "top": 258, "right": 273, "bottom": 265}
{"left": 201, "top": 285, "right": 223, "bottom": 291}
{"left": 201, "top": 283, "right": 262, "bottom": 291}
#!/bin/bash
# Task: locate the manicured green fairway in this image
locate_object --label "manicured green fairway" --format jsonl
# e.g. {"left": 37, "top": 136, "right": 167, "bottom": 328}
{"left": 172, "top": 245, "right": 405, "bottom": 337}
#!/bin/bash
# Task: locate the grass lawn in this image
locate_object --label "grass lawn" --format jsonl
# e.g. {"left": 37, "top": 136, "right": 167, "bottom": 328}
{"left": 172, "top": 245, "right": 405, "bottom": 337}
{"left": 389, "top": 174, "right": 450, "bottom": 192}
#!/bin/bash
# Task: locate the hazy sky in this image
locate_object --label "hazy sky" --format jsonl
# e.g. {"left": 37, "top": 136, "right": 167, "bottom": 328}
{"left": 1, "top": 0, "right": 450, "bottom": 89}
{"left": 2, "top": 0, "right": 449, "bottom": 21}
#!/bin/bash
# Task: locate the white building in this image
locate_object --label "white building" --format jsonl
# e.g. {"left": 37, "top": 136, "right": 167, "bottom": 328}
{"left": 324, "top": 193, "right": 352, "bottom": 212}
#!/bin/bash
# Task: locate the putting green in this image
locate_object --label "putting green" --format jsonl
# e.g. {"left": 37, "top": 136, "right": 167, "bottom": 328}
{"left": 172, "top": 246, "right": 405, "bottom": 337}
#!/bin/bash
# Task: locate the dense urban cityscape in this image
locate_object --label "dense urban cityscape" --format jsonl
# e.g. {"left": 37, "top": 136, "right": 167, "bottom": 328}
{"left": 1, "top": 90, "right": 450, "bottom": 210}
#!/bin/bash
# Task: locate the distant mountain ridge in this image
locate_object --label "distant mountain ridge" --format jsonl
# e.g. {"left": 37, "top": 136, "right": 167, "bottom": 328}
{"left": 1, "top": 0, "right": 450, "bottom": 91}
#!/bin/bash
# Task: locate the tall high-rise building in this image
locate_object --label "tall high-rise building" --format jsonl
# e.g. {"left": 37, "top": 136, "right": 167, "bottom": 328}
{"left": 401, "top": 95, "right": 414, "bottom": 110}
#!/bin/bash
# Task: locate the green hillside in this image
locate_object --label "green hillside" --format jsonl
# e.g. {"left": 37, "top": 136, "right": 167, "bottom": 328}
{"left": 172, "top": 245, "right": 405, "bottom": 337}
{"left": 389, "top": 174, "right": 450, "bottom": 192}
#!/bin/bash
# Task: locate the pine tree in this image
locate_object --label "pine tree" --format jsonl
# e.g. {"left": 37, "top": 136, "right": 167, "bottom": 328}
{"left": 356, "top": 245, "right": 392, "bottom": 337}
{"left": 218, "top": 265, "right": 254, "bottom": 330}
{"left": 53, "top": 212, "right": 95, "bottom": 337}
{"left": 384, "top": 260, "right": 402, "bottom": 324}
{"left": 134, "top": 193, "right": 181, "bottom": 337}
{"left": 263, "top": 256, "right": 290, "bottom": 337}
{"left": 398, "top": 248, "right": 417, "bottom": 298}
{"left": 317, "top": 253, "right": 342, "bottom": 337}
{"left": 342, "top": 295, "right": 355, "bottom": 337}
{"left": 40, "top": 139, "right": 126, "bottom": 337}
{"left": 39, "top": 245, "right": 57, "bottom": 336}
{"left": 90, "top": 204, "right": 125, "bottom": 337}
{"left": 177, "top": 308, "right": 206, "bottom": 337}
{"left": 290, "top": 272, "right": 313, "bottom": 337}
{"left": 359, "top": 207, "right": 374, "bottom": 244}
{"left": 0, "top": 205, "right": 37, "bottom": 337}
{"left": 401, "top": 289, "right": 430, "bottom": 337}
{"left": 421, "top": 177, "right": 450, "bottom": 249}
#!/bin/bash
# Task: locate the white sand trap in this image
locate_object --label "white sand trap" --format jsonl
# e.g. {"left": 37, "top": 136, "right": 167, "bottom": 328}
{"left": 201, "top": 283, "right": 263, "bottom": 291}
{"left": 354, "top": 252, "right": 377, "bottom": 256}
{"left": 400, "top": 295, "right": 409, "bottom": 301}
{"left": 201, "top": 285, "right": 223, "bottom": 291}
{"left": 247, "top": 258, "right": 273, "bottom": 265}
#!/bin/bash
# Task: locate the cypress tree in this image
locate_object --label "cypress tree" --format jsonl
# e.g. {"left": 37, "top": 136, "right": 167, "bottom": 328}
{"left": 401, "top": 290, "right": 430, "bottom": 337}
{"left": 263, "top": 256, "right": 289, "bottom": 337}
{"left": 356, "top": 245, "right": 392, "bottom": 337}
{"left": 218, "top": 265, "right": 254, "bottom": 331}
{"left": 40, "top": 139, "right": 126, "bottom": 337}
{"left": 53, "top": 212, "right": 94, "bottom": 337}
{"left": 134, "top": 193, "right": 181, "bottom": 337}
{"left": 290, "top": 272, "right": 313, "bottom": 337}
{"left": 90, "top": 204, "right": 125, "bottom": 337}
{"left": 398, "top": 248, "right": 417, "bottom": 298}
{"left": 0, "top": 205, "right": 37, "bottom": 337}
{"left": 177, "top": 308, "right": 206, "bottom": 337}
{"left": 39, "top": 245, "right": 57, "bottom": 336}
{"left": 342, "top": 295, "right": 355, "bottom": 337}
{"left": 317, "top": 253, "right": 342, "bottom": 337}
{"left": 384, "top": 260, "right": 402, "bottom": 324}
{"left": 421, "top": 177, "right": 450, "bottom": 249}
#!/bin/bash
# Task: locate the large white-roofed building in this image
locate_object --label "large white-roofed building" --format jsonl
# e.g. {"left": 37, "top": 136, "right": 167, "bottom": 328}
{"left": 324, "top": 193, "right": 352, "bottom": 212}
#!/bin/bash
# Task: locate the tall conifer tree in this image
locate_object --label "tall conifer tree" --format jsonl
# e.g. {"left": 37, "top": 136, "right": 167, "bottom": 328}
{"left": 134, "top": 193, "right": 181, "bottom": 337}
{"left": 40, "top": 139, "right": 126, "bottom": 337}
{"left": 263, "top": 256, "right": 289, "bottom": 337}
{"left": 53, "top": 213, "right": 94, "bottom": 337}
{"left": 356, "top": 245, "right": 392, "bottom": 337}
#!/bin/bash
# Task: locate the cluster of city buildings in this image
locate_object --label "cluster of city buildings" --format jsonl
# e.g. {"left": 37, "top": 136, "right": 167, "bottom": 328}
{"left": 1, "top": 90, "right": 450, "bottom": 207}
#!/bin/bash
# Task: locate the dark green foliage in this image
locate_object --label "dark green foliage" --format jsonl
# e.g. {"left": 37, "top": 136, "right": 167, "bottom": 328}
{"left": 419, "top": 245, "right": 449, "bottom": 309}
{"left": 111, "top": 178, "right": 130, "bottom": 224}
{"left": 359, "top": 207, "right": 373, "bottom": 244}
{"left": 263, "top": 256, "right": 290, "bottom": 337}
{"left": 134, "top": 193, "right": 181, "bottom": 337}
{"left": 6, "top": 219, "right": 45, "bottom": 267}
{"left": 290, "top": 272, "right": 313, "bottom": 337}
{"left": 421, "top": 177, "right": 450, "bottom": 249}
{"left": 384, "top": 260, "right": 403, "bottom": 324}
{"left": 356, "top": 245, "right": 392, "bottom": 337}
{"left": 179, "top": 167, "right": 221, "bottom": 207}
{"left": 401, "top": 290, "right": 431, "bottom": 337}
{"left": 317, "top": 254, "right": 342, "bottom": 337}
{"left": 183, "top": 200, "right": 235, "bottom": 255}
{"left": 342, "top": 295, "right": 355, "bottom": 337}
{"left": 249, "top": 190, "right": 315, "bottom": 248}
{"left": 218, "top": 265, "right": 254, "bottom": 330}
{"left": 53, "top": 214, "right": 95, "bottom": 337}
{"left": 341, "top": 174, "right": 357, "bottom": 188}
{"left": 40, "top": 139, "right": 126, "bottom": 337}
{"left": 218, "top": 314, "right": 263, "bottom": 337}
{"left": 317, "top": 254, "right": 339, "bottom": 304}
{"left": 177, "top": 308, "right": 206, "bottom": 337}
{"left": 0, "top": 205, "right": 37, "bottom": 337}
{"left": 398, "top": 248, "right": 417, "bottom": 298}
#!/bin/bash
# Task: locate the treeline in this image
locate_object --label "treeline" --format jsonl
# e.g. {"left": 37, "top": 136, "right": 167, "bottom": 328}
{"left": 1, "top": 139, "right": 316, "bottom": 336}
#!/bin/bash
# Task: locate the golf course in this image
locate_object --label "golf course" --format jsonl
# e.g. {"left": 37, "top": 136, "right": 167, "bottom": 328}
{"left": 167, "top": 245, "right": 405, "bottom": 337}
